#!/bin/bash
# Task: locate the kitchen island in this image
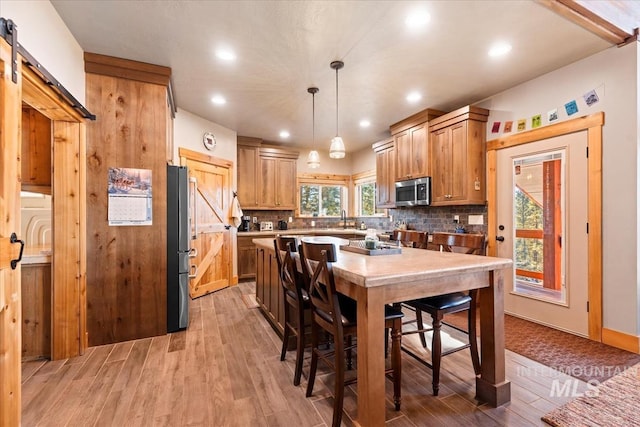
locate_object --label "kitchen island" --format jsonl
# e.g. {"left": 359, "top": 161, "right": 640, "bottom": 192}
{"left": 253, "top": 237, "right": 512, "bottom": 426}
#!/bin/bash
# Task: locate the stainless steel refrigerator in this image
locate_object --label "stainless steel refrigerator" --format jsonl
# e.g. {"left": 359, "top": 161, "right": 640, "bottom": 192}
{"left": 167, "top": 165, "right": 190, "bottom": 332}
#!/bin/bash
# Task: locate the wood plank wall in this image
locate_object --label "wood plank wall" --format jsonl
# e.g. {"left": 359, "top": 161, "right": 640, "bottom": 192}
{"left": 85, "top": 53, "right": 171, "bottom": 345}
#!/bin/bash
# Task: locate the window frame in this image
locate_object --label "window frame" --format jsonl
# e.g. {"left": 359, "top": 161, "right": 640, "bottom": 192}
{"left": 297, "top": 173, "right": 350, "bottom": 218}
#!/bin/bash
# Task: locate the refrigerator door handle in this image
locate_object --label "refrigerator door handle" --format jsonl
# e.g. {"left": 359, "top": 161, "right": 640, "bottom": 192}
{"left": 189, "top": 247, "right": 198, "bottom": 258}
{"left": 189, "top": 264, "right": 198, "bottom": 279}
{"left": 189, "top": 176, "right": 198, "bottom": 240}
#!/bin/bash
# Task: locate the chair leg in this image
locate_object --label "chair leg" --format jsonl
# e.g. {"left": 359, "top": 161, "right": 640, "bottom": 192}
{"left": 468, "top": 292, "right": 481, "bottom": 376}
{"left": 391, "top": 319, "right": 402, "bottom": 411}
{"left": 306, "top": 322, "right": 320, "bottom": 398}
{"left": 431, "top": 312, "right": 443, "bottom": 396}
{"left": 280, "top": 321, "right": 290, "bottom": 362}
{"left": 332, "top": 332, "right": 346, "bottom": 427}
{"left": 416, "top": 308, "right": 428, "bottom": 348}
{"left": 293, "top": 304, "right": 306, "bottom": 386}
{"left": 346, "top": 335, "right": 353, "bottom": 371}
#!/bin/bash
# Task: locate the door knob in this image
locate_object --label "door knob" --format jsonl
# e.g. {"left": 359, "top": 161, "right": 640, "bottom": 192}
{"left": 496, "top": 236, "right": 505, "bottom": 242}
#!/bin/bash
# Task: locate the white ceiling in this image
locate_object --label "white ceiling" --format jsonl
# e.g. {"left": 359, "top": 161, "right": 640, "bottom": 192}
{"left": 50, "top": 0, "right": 612, "bottom": 153}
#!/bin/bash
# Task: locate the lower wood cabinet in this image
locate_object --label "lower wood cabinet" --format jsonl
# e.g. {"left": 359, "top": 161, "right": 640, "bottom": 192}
{"left": 237, "top": 236, "right": 257, "bottom": 280}
{"left": 21, "top": 263, "right": 51, "bottom": 360}
{"left": 255, "top": 245, "right": 285, "bottom": 335}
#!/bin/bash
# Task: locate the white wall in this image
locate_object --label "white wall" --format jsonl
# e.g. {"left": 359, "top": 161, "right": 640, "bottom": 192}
{"left": 296, "top": 148, "right": 355, "bottom": 175}
{"left": 173, "top": 107, "right": 237, "bottom": 182}
{"left": 477, "top": 42, "right": 639, "bottom": 336}
{"left": 1, "top": 0, "right": 85, "bottom": 103}
{"left": 350, "top": 145, "right": 377, "bottom": 175}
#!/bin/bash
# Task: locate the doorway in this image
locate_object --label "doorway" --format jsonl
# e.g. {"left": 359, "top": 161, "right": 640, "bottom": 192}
{"left": 496, "top": 132, "right": 588, "bottom": 336}
{"left": 487, "top": 112, "right": 603, "bottom": 341}
{"left": 180, "top": 148, "right": 234, "bottom": 298}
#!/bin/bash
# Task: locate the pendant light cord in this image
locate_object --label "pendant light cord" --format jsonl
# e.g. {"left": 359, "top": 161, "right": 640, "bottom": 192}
{"left": 312, "top": 90, "right": 316, "bottom": 146}
{"left": 335, "top": 67, "right": 339, "bottom": 137}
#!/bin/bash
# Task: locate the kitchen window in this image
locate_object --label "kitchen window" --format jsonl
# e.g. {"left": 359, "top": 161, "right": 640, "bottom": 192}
{"left": 353, "top": 171, "right": 384, "bottom": 217}
{"left": 297, "top": 173, "right": 350, "bottom": 217}
{"left": 299, "top": 184, "right": 346, "bottom": 217}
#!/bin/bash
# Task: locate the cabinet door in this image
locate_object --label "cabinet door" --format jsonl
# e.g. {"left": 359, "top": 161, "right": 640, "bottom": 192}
{"left": 276, "top": 158, "right": 296, "bottom": 209}
{"left": 376, "top": 147, "right": 396, "bottom": 208}
{"left": 237, "top": 237, "right": 256, "bottom": 280}
{"left": 268, "top": 250, "right": 280, "bottom": 325}
{"left": 237, "top": 145, "right": 258, "bottom": 207}
{"left": 394, "top": 130, "right": 411, "bottom": 181}
{"left": 255, "top": 248, "right": 265, "bottom": 306}
{"left": 259, "top": 156, "right": 278, "bottom": 207}
{"left": 449, "top": 121, "right": 468, "bottom": 201}
{"left": 430, "top": 127, "right": 451, "bottom": 203}
{"left": 409, "top": 124, "right": 429, "bottom": 179}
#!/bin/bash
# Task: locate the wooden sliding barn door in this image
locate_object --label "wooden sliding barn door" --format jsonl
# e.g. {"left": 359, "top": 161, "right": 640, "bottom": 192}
{"left": 0, "top": 36, "right": 23, "bottom": 427}
{"left": 181, "top": 149, "right": 233, "bottom": 298}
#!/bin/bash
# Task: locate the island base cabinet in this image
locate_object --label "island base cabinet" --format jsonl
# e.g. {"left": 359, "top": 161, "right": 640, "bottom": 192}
{"left": 255, "top": 246, "right": 285, "bottom": 335}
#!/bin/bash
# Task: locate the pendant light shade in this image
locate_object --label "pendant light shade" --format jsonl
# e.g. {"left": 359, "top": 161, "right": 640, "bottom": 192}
{"left": 329, "top": 60, "right": 346, "bottom": 159}
{"left": 307, "top": 87, "right": 320, "bottom": 168}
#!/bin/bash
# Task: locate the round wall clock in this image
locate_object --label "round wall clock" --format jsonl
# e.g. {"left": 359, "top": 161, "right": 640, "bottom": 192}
{"left": 203, "top": 132, "right": 216, "bottom": 150}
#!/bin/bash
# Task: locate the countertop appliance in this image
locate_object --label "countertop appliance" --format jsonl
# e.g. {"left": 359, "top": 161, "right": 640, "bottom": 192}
{"left": 395, "top": 177, "right": 431, "bottom": 207}
{"left": 260, "top": 221, "right": 273, "bottom": 231}
{"left": 239, "top": 215, "right": 251, "bottom": 232}
{"left": 278, "top": 220, "right": 288, "bottom": 230}
{"left": 167, "top": 165, "right": 190, "bottom": 333}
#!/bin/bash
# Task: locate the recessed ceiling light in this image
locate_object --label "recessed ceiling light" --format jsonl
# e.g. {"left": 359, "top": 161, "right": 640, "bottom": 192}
{"left": 359, "top": 119, "right": 371, "bottom": 128}
{"left": 405, "top": 10, "right": 431, "bottom": 30}
{"left": 211, "top": 95, "right": 226, "bottom": 105}
{"left": 216, "top": 48, "right": 236, "bottom": 62}
{"left": 279, "top": 130, "right": 290, "bottom": 139}
{"left": 488, "top": 42, "right": 512, "bottom": 58}
{"left": 406, "top": 92, "right": 422, "bottom": 103}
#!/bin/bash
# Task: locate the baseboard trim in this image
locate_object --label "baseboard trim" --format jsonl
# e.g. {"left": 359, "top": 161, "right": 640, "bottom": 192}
{"left": 231, "top": 275, "right": 239, "bottom": 286}
{"left": 602, "top": 327, "right": 640, "bottom": 353}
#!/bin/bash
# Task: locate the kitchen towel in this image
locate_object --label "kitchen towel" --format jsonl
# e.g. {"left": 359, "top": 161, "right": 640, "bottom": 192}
{"left": 231, "top": 196, "right": 243, "bottom": 228}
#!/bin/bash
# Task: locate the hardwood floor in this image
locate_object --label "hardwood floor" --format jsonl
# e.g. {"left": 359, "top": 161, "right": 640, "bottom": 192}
{"left": 21, "top": 282, "right": 586, "bottom": 426}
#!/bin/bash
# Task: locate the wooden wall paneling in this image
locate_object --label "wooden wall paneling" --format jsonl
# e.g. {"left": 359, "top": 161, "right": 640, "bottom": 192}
{"left": 21, "top": 107, "right": 52, "bottom": 191}
{"left": 21, "top": 264, "right": 52, "bottom": 359}
{"left": 85, "top": 73, "right": 168, "bottom": 346}
{"left": 51, "top": 121, "right": 83, "bottom": 360}
{"left": 0, "top": 37, "right": 23, "bottom": 427}
{"left": 86, "top": 74, "right": 118, "bottom": 345}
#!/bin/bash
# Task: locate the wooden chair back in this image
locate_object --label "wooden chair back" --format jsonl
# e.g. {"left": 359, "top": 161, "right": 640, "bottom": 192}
{"left": 299, "top": 241, "right": 341, "bottom": 327}
{"left": 391, "top": 229, "right": 429, "bottom": 249}
{"left": 275, "top": 236, "right": 304, "bottom": 291}
{"left": 430, "top": 232, "right": 485, "bottom": 255}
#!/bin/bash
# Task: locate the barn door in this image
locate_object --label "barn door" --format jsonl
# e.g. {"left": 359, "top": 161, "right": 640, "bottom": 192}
{"left": 0, "top": 35, "right": 23, "bottom": 426}
{"left": 183, "top": 152, "right": 233, "bottom": 298}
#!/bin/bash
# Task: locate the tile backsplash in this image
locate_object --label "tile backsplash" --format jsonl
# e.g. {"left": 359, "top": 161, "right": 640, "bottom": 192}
{"left": 242, "top": 204, "right": 487, "bottom": 234}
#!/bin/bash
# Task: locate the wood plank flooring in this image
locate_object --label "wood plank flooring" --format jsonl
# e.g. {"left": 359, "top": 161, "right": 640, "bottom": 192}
{"left": 21, "top": 282, "right": 587, "bottom": 426}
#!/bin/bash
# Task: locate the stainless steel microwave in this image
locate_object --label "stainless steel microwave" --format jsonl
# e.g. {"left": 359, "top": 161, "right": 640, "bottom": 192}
{"left": 395, "top": 177, "right": 431, "bottom": 207}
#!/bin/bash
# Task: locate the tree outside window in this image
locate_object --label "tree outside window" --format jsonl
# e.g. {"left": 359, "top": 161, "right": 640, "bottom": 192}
{"left": 299, "top": 184, "right": 345, "bottom": 217}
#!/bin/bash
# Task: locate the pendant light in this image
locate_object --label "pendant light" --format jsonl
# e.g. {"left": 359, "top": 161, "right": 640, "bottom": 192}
{"left": 307, "top": 87, "right": 320, "bottom": 168}
{"left": 329, "top": 60, "right": 346, "bottom": 159}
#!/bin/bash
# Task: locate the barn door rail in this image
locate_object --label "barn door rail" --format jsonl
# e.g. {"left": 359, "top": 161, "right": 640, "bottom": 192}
{"left": 0, "top": 17, "right": 96, "bottom": 120}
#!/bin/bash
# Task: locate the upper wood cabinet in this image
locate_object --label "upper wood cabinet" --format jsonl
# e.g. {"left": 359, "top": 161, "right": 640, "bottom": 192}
{"left": 237, "top": 137, "right": 299, "bottom": 210}
{"left": 21, "top": 106, "right": 52, "bottom": 193}
{"left": 237, "top": 140, "right": 260, "bottom": 208}
{"left": 372, "top": 138, "right": 396, "bottom": 208}
{"left": 429, "top": 105, "right": 489, "bottom": 206}
{"left": 390, "top": 108, "right": 444, "bottom": 181}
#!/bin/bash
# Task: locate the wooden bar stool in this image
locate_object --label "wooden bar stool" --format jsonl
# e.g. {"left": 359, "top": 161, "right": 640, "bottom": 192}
{"left": 401, "top": 232, "right": 485, "bottom": 396}
{"left": 274, "top": 236, "right": 310, "bottom": 386}
{"left": 300, "top": 241, "right": 403, "bottom": 427}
